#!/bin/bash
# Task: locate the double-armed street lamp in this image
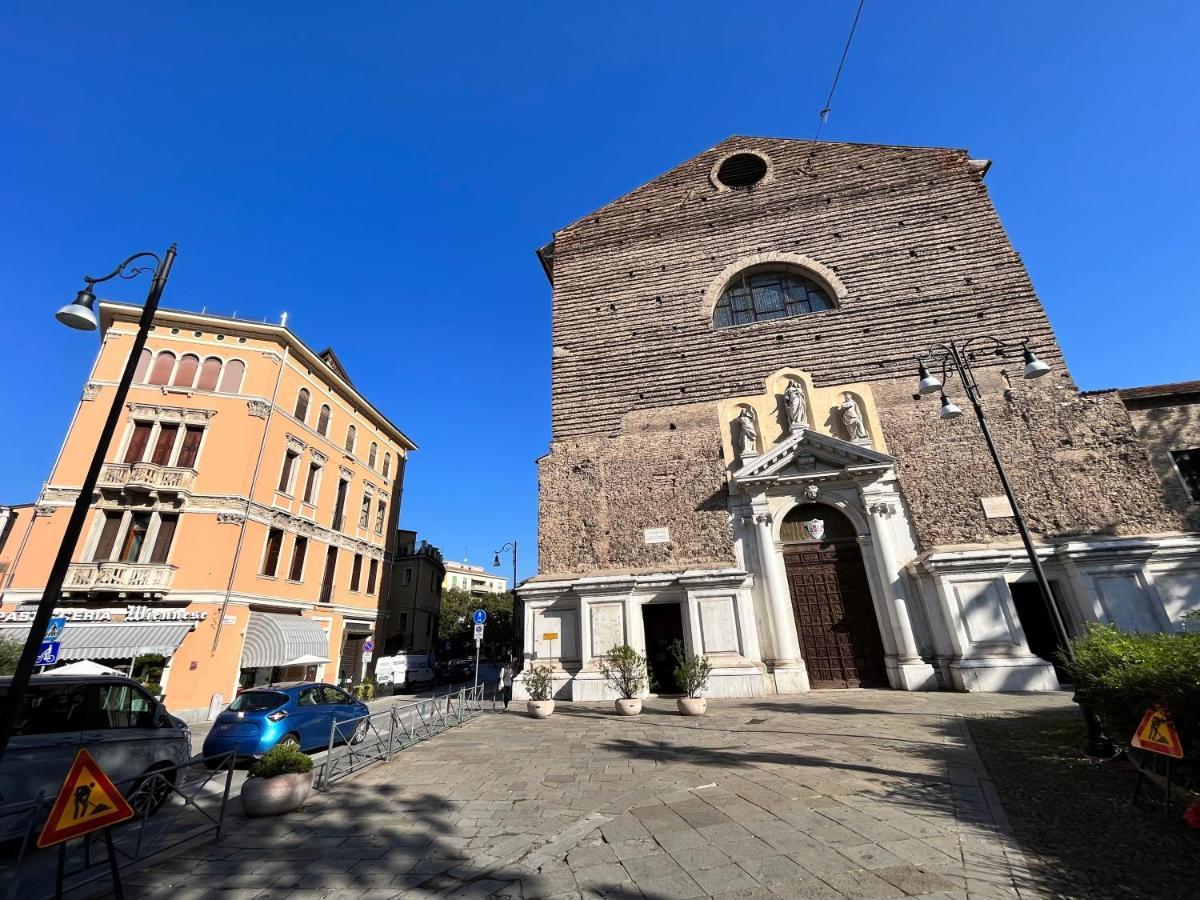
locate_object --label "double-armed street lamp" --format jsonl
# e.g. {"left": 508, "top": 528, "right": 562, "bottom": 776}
{"left": 492, "top": 541, "right": 519, "bottom": 666}
{"left": 915, "top": 335, "right": 1112, "bottom": 755}
{"left": 0, "top": 246, "right": 178, "bottom": 763}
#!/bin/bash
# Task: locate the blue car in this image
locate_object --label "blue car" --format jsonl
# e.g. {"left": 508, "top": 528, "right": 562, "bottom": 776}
{"left": 202, "top": 682, "right": 369, "bottom": 761}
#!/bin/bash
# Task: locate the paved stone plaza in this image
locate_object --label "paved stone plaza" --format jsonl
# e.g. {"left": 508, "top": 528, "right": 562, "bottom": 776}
{"left": 126, "top": 690, "right": 1073, "bottom": 899}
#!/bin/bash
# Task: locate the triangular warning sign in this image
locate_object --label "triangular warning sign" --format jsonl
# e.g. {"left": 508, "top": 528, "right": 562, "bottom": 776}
{"left": 37, "top": 749, "right": 136, "bottom": 848}
{"left": 1131, "top": 705, "right": 1184, "bottom": 759}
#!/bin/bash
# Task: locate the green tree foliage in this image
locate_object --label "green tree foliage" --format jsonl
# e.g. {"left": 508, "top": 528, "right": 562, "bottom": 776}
{"left": 599, "top": 644, "right": 648, "bottom": 699}
{"left": 437, "top": 587, "right": 514, "bottom": 660}
{"left": 1065, "top": 623, "right": 1200, "bottom": 764}
{"left": 0, "top": 637, "right": 22, "bottom": 676}
{"left": 248, "top": 743, "right": 314, "bottom": 779}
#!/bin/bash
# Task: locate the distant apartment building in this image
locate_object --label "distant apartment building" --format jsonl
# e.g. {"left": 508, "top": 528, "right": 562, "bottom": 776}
{"left": 0, "top": 303, "right": 415, "bottom": 721}
{"left": 443, "top": 559, "right": 507, "bottom": 595}
{"left": 381, "top": 529, "right": 444, "bottom": 654}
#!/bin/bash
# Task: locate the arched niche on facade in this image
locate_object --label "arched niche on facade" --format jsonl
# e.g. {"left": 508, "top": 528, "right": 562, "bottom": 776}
{"left": 824, "top": 389, "right": 873, "bottom": 444}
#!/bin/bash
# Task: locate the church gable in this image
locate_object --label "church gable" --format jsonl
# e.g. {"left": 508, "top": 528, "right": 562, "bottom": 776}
{"left": 733, "top": 429, "right": 893, "bottom": 487}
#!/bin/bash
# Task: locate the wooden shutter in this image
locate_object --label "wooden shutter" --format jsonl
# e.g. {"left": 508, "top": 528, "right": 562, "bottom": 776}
{"left": 150, "top": 424, "right": 179, "bottom": 466}
{"left": 176, "top": 426, "right": 203, "bottom": 469}
{"left": 124, "top": 423, "right": 152, "bottom": 464}
{"left": 366, "top": 559, "right": 378, "bottom": 594}
{"left": 150, "top": 515, "right": 178, "bottom": 563}
{"left": 92, "top": 513, "right": 123, "bottom": 561}
{"left": 350, "top": 553, "right": 363, "bottom": 591}
{"left": 289, "top": 536, "right": 308, "bottom": 581}
{"left": 262, "top": 528, "right": 283, "bottom": 576}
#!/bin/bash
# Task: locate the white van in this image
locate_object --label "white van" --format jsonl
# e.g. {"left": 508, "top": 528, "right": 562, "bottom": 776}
{"left": 375, "top": 652, "right": 434, "bottom": 693}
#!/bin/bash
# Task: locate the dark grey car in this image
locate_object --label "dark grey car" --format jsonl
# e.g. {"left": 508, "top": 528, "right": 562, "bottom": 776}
{"left": 0, "top": 675, "right": 192, "bottom": 839}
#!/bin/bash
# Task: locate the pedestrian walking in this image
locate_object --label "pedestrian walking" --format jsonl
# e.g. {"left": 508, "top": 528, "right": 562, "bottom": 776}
{"left": 499, "top": 660, "right": 514, "bottom": 710}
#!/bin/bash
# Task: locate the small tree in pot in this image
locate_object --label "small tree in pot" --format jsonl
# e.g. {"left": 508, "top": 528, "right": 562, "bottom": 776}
{"left": 671, "top": 640, "right": 713, "bottom": 716}
{"left": 600, "top": 644, "right": 648, "bottom": 715}
{"left": 525, "top": 665, "right": 556, "bottom": 718}
{"left": 241, "top": 744, "right": 314, "bottom": 817}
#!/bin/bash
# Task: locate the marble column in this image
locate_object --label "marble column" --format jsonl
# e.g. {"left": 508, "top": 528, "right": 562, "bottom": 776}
{"left": 751, "top": 496, "right": 809, "bottom": 692}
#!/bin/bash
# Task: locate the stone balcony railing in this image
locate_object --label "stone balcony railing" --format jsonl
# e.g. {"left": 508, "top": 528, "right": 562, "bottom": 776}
{"left": 65, "top": 561, "right": 177, "bottom": 594}
{"left": 99, "top": 462, "right": 197, "bottom": 498}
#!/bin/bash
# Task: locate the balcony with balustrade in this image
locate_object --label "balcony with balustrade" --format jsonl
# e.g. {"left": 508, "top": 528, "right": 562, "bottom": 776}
{"left": 64, "top": 560, "right": 177, "bottom": 596}
{"left": 99, "top": 462, "right": 196, "bottom": 500}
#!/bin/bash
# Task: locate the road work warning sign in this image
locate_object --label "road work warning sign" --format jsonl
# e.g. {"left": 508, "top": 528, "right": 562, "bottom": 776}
{"left": 37, "top": 749, "right": 136, "bottom": 848}
{"left": 1130, "top": 705, "right": 1184, "bottom": 759}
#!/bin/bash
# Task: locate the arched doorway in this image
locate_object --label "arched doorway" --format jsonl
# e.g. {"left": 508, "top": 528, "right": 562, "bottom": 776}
{"left": 781, "top": 503, "right": 887, "bottom": 688}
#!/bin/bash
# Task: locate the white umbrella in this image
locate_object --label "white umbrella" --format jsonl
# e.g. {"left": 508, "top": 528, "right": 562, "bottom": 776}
{"left": 45, "top": 659, "right": 124, "bottom": 676}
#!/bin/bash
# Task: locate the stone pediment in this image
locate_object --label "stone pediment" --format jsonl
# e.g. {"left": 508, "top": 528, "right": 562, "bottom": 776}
{"left": 732, "top": 429, "right": 894, "bottom": 488}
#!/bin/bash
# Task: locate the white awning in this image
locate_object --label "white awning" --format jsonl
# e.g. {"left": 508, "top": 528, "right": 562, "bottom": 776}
{"left": 0, "top": 622, "right": 194, "bottom": 660}
{"left": 241, "top": 613, "right": 330, "bottom": 669}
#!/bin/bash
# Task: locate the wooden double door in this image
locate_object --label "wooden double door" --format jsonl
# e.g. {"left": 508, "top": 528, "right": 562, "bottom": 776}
{"left": 783, "top": 538, "right": 887, "bottom": 688}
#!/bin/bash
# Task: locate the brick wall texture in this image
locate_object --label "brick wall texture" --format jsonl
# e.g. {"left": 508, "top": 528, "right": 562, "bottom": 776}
{"left": 537, "top": 136, "right": 1182, "bottom": 573}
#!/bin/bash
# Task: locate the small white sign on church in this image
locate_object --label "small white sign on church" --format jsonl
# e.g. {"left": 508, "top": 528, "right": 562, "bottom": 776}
{"left": 980, "top": 496, "right": 1015, "bottom": 519}
{"left": 643, "top": 527, "right": 671, "bottom": 545}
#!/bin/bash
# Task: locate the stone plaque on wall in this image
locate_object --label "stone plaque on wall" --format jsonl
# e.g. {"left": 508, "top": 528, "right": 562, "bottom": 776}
{"left": 980, "top": 496, "right": 1014, "bottom": 519}
{"left": 698, "top": 597, "right": 740, "bottom": 654}
{"left": 590, "top": 603, "right": 624, "bottom": 658}
{"left": 643, "top": 527, "right": 670, "bottom": 545}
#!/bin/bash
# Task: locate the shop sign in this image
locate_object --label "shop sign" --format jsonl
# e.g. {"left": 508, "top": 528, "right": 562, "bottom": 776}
{"left": 1, "top": 605, "right": 209, "bottom": 624}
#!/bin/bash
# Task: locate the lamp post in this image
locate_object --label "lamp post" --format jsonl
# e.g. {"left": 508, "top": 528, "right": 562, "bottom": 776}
{"left": 0, "top": 245, "right": 177, "bottom": 763}
{"left": 915, "top": 336, "right": 1112, "bottom": 755}
{"left": 492, "top": 541, "right": 519, "bottom": 666}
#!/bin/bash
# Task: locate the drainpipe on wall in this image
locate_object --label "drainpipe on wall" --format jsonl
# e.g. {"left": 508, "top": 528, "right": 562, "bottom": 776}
{"left": 211, "top": 343, "right": 291, "bottom": 660}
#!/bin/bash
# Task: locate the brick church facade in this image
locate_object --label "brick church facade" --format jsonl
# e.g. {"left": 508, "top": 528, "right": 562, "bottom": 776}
{"left": 516, "top": 136, "right": 1199, "bottom": 698}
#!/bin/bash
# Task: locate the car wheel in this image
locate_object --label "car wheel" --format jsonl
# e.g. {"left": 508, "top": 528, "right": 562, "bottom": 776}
{"left": 277, "top": 733, "right": 301, "bottom": 751}
{"left": 128, "top": 767, "right": 176, "bottom": 817}
{"left": 350, "top": 720, "right": 369, "bottom": 745}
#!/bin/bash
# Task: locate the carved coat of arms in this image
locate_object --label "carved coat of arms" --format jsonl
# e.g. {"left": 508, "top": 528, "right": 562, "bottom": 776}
{"left": 803, "top": 518, "right": 825, "bottom": 541}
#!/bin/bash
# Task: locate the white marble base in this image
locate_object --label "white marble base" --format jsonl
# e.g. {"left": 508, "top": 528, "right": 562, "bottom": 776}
{"left": 770, "top": 664, "right": 811, "bottom": 695}
{"left": 885, "top": 659, "right": 940, "bottom": 691}
{"left": 948, "top": 656, "right": 1060, "bottom": 692}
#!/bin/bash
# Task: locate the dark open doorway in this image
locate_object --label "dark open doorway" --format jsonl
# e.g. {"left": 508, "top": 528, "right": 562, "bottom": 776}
{"left": 1009, "top": 581, "right": 1069, "bottom": 684}
{"left": 642, "top": 603, "right": 685, "bottom": 694}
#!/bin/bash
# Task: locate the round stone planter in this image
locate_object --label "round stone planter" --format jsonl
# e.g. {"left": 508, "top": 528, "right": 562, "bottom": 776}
{"left": 677, "top": 697, "right": 707, "bottom": 717}
{"left": 240, "top": 772, "right": 313, "bottom": 818}
{"left": 615, "top": 698, "right": 642, "bottom": 716}
{"left": 527, "top": 699, "right": 555, "bottom": 718}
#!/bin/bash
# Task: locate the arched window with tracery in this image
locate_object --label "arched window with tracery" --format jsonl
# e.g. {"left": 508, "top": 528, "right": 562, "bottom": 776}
{"left": 218, "top": 359, "right": 244, "bottom": 393}
{"left": 317, "top": 404, "right": 331, "bottom": 437}
{"left": 148, "top": 351, "right": 176, "bottom": 385}
{"left": 134, "top": 348, "right": 152, "bottom": 382}
{"left": 197, "top": 356, "right": 222, "bottom": 391}
{"left": 294, "top": 388, "right": 310, "bottom": 423}
{"left": 382, "top": 453, "right": 391, "bottom": 479}
{"left": 344, "top": 424, "right": 357, "bottom": 454}
{"left": 713, "top": 268, "right": 833, "bottom": 329}
{"left": 173, "top": 354, "right": 199, "bottom": 388}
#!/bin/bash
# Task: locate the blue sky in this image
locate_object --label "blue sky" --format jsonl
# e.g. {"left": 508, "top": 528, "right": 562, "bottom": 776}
{"left": 1, "top": 2, "right": 1196, "bottom": 582}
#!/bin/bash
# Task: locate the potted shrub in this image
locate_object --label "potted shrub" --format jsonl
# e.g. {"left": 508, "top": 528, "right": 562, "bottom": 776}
{"left": 525, "top": 665, "right": 556, "bottom": 718}
{"left": 240, "top": 744, "right": 314, "bottom": 817}
{"left": 672, "top": 641, "right": 713, "bottom": 716}
{"left": 600, "top": 644, "right": 647, "bottom": 715}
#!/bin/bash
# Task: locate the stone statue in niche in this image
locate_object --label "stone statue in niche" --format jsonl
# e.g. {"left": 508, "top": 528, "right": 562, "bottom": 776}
{"left": 735, "top": 407, "right": 758, "bottom": 457}
{"left": 782, "top": 380, "right": 808, "bottom": 433}
{"left": 839, "top": 392, "right": 869, "bottom": 442}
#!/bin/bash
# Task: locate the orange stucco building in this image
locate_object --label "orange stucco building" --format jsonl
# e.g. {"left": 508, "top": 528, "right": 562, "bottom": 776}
{"left": 0, "top": 303, "right": 415, "bottom": 722}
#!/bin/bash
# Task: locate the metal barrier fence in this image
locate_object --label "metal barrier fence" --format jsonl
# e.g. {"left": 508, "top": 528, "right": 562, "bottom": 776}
{"left": 0, "top": 751, "right": 235, "bottom": 900}
{"left": 319, "top": 684, "right": 488, "bottom": 789}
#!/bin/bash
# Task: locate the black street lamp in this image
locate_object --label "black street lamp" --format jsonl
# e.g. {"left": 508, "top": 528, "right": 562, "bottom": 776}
{"left": 0, "top": 245, "right": 178, "bottom": 763}
{"left": 915, "top": 336, "right": 1112, "bottom": 756}
{"left": 492, "top": 541, "right": 519, "bottom": 666}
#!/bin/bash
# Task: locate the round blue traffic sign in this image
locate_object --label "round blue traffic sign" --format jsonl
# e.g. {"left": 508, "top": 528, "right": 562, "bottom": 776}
{"left": 473, "top": 609, "right": 487, "bottom": 625}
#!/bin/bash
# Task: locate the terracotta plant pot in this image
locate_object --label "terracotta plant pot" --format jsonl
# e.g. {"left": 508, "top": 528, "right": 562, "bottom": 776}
{"left": 240, "top": 772, "right": 312, "bottom": 817}
{"left": 615, "top": 698, "right": 642, "bottom": 716}
{"left": 677, "top": 697, "right": 707, "bottom": 717}
{"left": 527, "top": 699, "right": 555, "bottom": 718}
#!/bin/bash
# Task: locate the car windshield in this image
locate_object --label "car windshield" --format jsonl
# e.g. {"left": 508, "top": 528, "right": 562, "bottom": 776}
{"left": 228, "top": 690, "right": 287, "bottom": 712}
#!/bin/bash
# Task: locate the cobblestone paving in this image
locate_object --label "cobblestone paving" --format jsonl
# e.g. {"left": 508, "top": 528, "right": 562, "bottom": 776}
{"left": 124, "top": 690, "right": 1072, "bottom": 899}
